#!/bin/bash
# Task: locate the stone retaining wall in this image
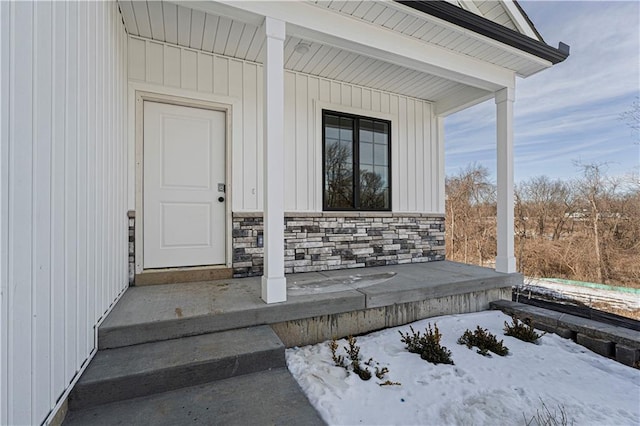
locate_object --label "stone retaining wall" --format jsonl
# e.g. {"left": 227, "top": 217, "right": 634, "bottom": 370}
{"left": 232, "top": 212, "right": 445, "bottom": 278}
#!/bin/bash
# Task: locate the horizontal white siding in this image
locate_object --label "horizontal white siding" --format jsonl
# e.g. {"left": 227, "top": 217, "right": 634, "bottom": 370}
{"left": 128, "top": 36, "right": 443, "bottom": 214}
{"left": 0, "top": 2, "right": 128, "bottom": 425}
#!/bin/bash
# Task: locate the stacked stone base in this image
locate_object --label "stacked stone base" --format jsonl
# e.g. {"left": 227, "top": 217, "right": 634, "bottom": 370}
{"left": 232, "top": 212, "right": 445, "bottom": 278}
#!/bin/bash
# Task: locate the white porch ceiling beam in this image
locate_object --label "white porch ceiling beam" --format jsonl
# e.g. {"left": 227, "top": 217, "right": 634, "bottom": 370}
{"left": 216, "top": 0, "right": 515, "bottom": 92}
{"left": 434, "top": 86, "right": 493, "bottom": 116}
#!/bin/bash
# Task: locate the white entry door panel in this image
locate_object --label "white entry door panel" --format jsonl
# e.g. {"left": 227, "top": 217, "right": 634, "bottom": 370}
{"left": 144, "top": 102, "right": 226, "bottom": 268}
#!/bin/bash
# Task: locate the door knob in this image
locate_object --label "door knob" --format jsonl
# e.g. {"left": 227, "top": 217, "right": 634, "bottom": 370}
{"left": 218, "top": 197, "right": 225, "bottom": 203}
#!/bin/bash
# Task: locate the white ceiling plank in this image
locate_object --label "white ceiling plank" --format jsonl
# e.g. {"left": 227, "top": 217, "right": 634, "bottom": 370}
{"left": 319, "top": 50, "right": 354, "bottom": 78}
{"left": 224, "top": 20, "right": 245, "bottom": 57}
{"left": 430, "top": 28, "right": 455, "bottom": 46}
{"left": 162, "top": 1, "right": 178, "bottom": 44}
{"left": 403, "top": 19, "right": 426, "bottom": 37}
{"left": 393, "top": 15, "right": 417, "bottom": 33}
{"left": 395, "top": 70, "right": 429, "bottom": 95}
{"left": 284, "top": 37, "right": 299, "bottom": 68}
{"left": 411, "top": 21, "right": 436, "bottom": 39}
{"left": 334, "top": 55, "right": 368, "bottom": 81}
{"left": 290, "top": 42, "right": 322, "bottom": 71}
{"left": 245, "top": 26, "right": 264, "bottom": 62}
{"left": 326, "top": 52, "right": 360, "bottom": 80}
{"left": 201, "top": 13, "right": 219, "bottom": 52}
{"left": 372, "top": 7, "right": 396, "bottom": 25}
{"left": 395, "top": 70, "right": 433, "bottom": 95}
{"left": 351, "top": 1, "right": 375, "bottom": 19}
{"left": 234, "top": 24, "right": 258, "bottom": 60}
{"left": 339, "top": 1, "right": 361, "bottom": 15}
{"left": 448, "top": 34, "right": 471, "bottom": 51}
{"left": 253, "top": 39, "right": 266, "bottom": 63}
{"left": 357, "top": 61, "right": 394, "bottom": 87}
{"left": 339, "top": 56, "right": 377, "bottom": 84}
{"left": 437, "top": 30, "right": 463, "bottom": 48}
{"left": 362, "top": 3, "right": 386, "bottom": 23}
{"left": 381, "top": 11, "right": 405, "bottom": 29}
{"left": 213, "top": 16, "right": 232, "bottom": 55}
{"left": 146, "top": 1, "right": 165, "bottom": 41}
{"left": 300, "top": 45, "right": 332, "bottom": 74}
{"left": 365, "top": 62, "right": 402, "bottom": 87}
{"left": 189, "top": 8, "right": 206, "bottom": 50}
{"left": 420, "top": 23, "right": 447, "bottom": 42}
{"left": 327, "top": 1, "right": 347, "bottom": 12}
{"left": 131, "top": 1, "right": 152, "bottom": 38}
{"left": 176, "top": 5, "right": 192, "bottom": 47}
{"left": 308, "top": 46, "right": 342, "bottom": 75}
{"left": 118, "top": 1, "right": 139, "bottom": 36}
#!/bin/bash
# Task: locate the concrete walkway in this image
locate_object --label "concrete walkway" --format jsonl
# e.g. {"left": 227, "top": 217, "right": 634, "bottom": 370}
{"left": 64, "top": 368, "right": 325, "bottom": 426}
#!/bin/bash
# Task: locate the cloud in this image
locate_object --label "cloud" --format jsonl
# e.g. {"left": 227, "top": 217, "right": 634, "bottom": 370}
{"left": 445, "top": 1, "right": 640, "bottom": 183}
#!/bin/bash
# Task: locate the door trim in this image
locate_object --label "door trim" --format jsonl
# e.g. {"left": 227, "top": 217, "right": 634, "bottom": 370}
{"left": 134, "top": 90, "right": 233, "bottom": 274}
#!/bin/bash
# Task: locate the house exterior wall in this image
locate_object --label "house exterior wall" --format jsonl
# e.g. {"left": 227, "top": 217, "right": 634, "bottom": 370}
{"left": 127, "top": 36, "right": 445, "bottom": 215}
{"left": 127, "top": 36, "right": 446, "bottom": 276}
{"left": 0, "top": 2, "right": 129, "bottom": 425}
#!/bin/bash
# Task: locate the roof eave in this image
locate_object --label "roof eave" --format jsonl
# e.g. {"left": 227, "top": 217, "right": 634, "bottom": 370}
{"left": 396, "top": 0, "right": 569, "bottom": 65}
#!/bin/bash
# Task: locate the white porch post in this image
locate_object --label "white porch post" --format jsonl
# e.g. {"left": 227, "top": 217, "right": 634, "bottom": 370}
{"left": 495, "top": 87, "right": 516, "bottom": 273}
{"left": 261, "top": 17, "right": 287, "bottom": 303}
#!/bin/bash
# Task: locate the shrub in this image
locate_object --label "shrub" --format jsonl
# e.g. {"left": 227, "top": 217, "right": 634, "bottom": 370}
{"left": 329, "top": 336, "right": 387, "bottom": 381}
{"left": 458, "top": 326, "right": 509, "bottom": 356}
{"left": 504, "top": 315, "right": 546, "bottom": 343}
{"left": 523, "top": 399, "right": 573, "bottom": 426}
{"left": 399, "top": 324, "right": 454, "bottom": 365}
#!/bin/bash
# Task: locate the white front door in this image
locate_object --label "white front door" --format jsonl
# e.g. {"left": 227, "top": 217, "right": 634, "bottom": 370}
{"left": 143, "top": 101, "right": 226, "bottom": 269}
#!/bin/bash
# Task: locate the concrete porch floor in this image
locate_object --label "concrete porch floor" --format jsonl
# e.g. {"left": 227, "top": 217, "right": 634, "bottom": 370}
{"left": 100, "top": 261, "right": 520, "bottom": 349}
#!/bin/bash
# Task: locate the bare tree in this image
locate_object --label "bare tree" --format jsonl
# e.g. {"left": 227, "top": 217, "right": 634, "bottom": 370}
{"left": 620, "top": 96, "right": 639, "bottom": 144}
{"left": 445, "top": 164, "right": 495, "bottom": 266}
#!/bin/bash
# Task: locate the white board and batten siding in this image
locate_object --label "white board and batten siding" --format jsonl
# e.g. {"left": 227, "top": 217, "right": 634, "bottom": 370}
{"left": 0, "top": 2, "right": 129, "bottom": 425}
{"left": 128, "top": 36, "right": 444, "bottom": 215}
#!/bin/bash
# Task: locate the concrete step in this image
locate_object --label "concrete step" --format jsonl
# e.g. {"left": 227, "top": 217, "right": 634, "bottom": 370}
{"left": 97, "top": 279, "right": 363, "bottom": 349}
{"left": 63, "top": 368, "right": 325, "bottom": 426}
{"left": 69, "top": 326, "right": 285, "bottom": 411}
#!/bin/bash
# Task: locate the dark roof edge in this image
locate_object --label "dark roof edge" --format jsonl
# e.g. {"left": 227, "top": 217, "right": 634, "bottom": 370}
{"left": 396, "top": 0, "right": 569, "bottom": 65}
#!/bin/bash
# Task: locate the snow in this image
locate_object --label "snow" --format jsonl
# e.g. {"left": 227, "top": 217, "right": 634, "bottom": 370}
{"left": 286, "top": 311, "right": 640, "bottom": 425}
{"left": 520, "top": 278, "right": 639, "bottom": 316}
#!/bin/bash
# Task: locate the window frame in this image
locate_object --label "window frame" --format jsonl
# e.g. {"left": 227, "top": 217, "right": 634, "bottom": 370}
{"left": 322, "top": 109, "right": 392, "bottom": 212}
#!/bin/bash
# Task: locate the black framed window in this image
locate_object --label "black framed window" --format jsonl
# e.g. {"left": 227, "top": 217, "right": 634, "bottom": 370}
{"left": 323, "top": 110, "right": 391, "bottom": 211}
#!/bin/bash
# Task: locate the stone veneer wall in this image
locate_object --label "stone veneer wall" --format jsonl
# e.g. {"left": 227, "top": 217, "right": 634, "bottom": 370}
{"left": 232, "top": 212, "right": 445, "bottom": 278}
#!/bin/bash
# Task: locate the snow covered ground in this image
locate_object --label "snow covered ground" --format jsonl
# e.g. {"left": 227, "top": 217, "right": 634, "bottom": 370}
{"left": 286, "top": 311, "right": 640, "bottom": 425}
{"left": 519, "top": 278, "right": 639, "bottom": 319}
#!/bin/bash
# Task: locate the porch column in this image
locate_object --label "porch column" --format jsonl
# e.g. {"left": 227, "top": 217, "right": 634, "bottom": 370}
{"left": 261, "top": 16, "right": 287, "bottom": 303}
{"left": 495, "top": 87, "right": 516, "bottom": 273}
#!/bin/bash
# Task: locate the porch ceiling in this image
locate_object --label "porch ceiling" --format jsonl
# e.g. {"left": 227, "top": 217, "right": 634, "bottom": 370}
{"left": 117, "top": 1, "right": 545, "bottom": 112}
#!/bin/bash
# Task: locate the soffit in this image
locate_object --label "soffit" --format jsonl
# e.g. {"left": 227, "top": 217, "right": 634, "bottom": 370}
{"left": 118, "top": 0, "right": 477, "bottom": 103}
{"left": 310, "top": 1, "right": 549, "bottom": 77}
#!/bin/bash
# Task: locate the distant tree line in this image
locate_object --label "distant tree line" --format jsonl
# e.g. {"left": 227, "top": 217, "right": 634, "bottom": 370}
{"left": 445, "top": 163, "right": 640, "bottom": 288}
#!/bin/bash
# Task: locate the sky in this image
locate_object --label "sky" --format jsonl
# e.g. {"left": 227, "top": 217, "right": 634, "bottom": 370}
{"left": 444, "top": 1, "right": 640, "bottom": 184}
